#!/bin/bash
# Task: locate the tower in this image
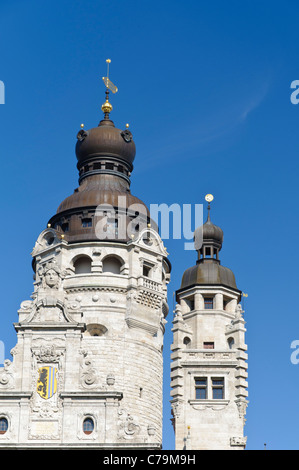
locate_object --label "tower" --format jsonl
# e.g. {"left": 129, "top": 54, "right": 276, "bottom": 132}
{"left": 170, "top": 196, "right": 248, "bottom": 450}
{"left": 0, "top": 65, "right": 171, "bottom": 449}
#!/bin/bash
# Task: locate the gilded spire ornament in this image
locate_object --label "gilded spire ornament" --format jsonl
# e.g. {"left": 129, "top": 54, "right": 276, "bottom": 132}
{"left": 101, "top": 59, "right": 118, "bottom": 118}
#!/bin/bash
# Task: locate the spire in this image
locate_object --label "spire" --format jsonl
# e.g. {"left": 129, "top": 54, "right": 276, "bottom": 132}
{"left": 205, "top": 193, "right": 214, "bottom": 223}
{"left": 193, "top": 194, "right": 223, "bottom": 263}
{"left": 101, "top": 59, "right": 118, "bottom": 121}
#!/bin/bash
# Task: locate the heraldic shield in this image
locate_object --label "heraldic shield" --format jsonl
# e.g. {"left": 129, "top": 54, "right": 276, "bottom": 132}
{"left": 37, "top": 366, "right": 57, "bottom": 399}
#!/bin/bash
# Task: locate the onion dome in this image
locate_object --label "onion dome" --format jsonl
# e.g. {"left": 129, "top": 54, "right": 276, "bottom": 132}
{"left": 179, "top": 196, "right": 240, "bottom": 294}
{"left": 194, "top": 204, "right": 223, "bottom": 254}
{"left": 75, "top": 118, "right": 136, "bottom": 175}
{"left": 47, "top": 70, "right": 151, "bottom": 243}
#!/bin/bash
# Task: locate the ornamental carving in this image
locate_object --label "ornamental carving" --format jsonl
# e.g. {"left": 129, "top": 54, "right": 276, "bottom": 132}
{"left": 171, "top": 400, "right": 183, "bottom": 419}
{"left": 0, "top": 360, "right": 14, "bottom": 389}
{"left": 236, "top": 399, "right": 248, "bottom": 425}
{"left": 30, "top": 355, "right": 63, "bottom": 422}
{"left": 79, "top": 351, "right": 99, "bottom": 389}
{"left": 24, "top": 297, "right": 76, "bottom": 324}
{"left": 136, "top": 290, "right": 162, "bottom": 310}
{"left": 117, "top": 409, "right": 140, "bottom": 440}
{"left": 37, "top": 260, "right": 65, "bottom": 290}
{"left": 32, "top": 344, "right": 64, "bottom": 364}
{"left": 230, "top": 436, "right": 247, "bottom": 447}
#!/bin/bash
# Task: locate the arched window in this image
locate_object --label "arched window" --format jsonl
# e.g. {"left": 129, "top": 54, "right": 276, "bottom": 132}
{"left": 83, "top": 417, "right": 94, "bottom": 435}
{"left": 228, "top": 337, "right": 235, "bottom": 349}
{"left": 102, "top": 256, "right": 122, "bottom": 274}
{"left": 74, "top": 256, "right": 92, "bottom": 274}
{"left": 0, "top": 417, "right": 8, "bottom": 435}
{"left": 183, "top": 337, "right": 191, "bottom": 348}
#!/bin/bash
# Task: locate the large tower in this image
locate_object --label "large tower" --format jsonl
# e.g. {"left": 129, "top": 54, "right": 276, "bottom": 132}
{"left": 170, "top": 196, "right": 248, "bottom": 450}
{"left": 0, "top": 68, "right": 170, "bottom": 449}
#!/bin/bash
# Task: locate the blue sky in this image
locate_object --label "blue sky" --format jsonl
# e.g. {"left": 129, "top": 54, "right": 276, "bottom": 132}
{"left": 1, "top": 0, "right": 299, "bottom": 450}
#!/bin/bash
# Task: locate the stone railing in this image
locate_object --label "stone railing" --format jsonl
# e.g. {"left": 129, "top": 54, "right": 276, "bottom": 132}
{"left": 140, "top": 276, "right": 161, "bottom": 292}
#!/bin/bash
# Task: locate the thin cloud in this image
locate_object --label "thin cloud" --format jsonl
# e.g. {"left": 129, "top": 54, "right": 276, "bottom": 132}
{"left": 135, "top": 80, "right": 269, "bottom": 173}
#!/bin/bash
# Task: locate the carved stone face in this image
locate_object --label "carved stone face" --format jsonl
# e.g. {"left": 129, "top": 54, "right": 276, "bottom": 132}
{"left": 45, "top": 269, "right": 59, "bottom": 288}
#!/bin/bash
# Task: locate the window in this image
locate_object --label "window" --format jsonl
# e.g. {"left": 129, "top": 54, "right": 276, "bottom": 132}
{"left": 194, "top": 377, "right": 225, "bottom": 400}
{"left": 204, "top": 298, "right": 214, "bottom": 309}
{"left": 195, "top": 378, "right": 207, "bottom": 399}
{"left": 0, "top": 418, "right": 8, "bottom": 435}
{"left": 142, "top": 232, "right": 153, "bottom": 246}
{"left": 82, "top": 218, "right": 92, "bottom": 228}
{"left": 83, "top": 417, "right": 94, "bottom": 435}
{"left": 183, "top": 337, "right": 191, "bottom": 348}
{"left": 61, "top": 222, "right": 69, "bottom": 232}
{"left": 185, "top": 297, "right": 194, "bottom": 311}
{"left": 203, "top": 342, "right": 214, "bottom": 349}
{"left": 74, "top": 256, "right": 92, "bottom": 274}
{"left": 143, "top": 265, "right": 151, "bottom": 277}
{"left": 105, "top": 218, "right": 118, "bottom": 238}
{"left": 102, "top": 256, "right": 122, "bottom": 274}
{"left": 212, "top": 378, "right": 224, "bottom": 399}
{"left": 228, "top": 337, "right": 235, "bottom": 349}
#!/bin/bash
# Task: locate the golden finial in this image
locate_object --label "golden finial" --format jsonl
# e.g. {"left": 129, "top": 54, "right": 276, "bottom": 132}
{"left": 80, "top": 123, "right": 84, "bottom": 128}
{"left": 126, "top": 123, "right": 130, "bottom": 128}
{"left": 205, "top": 194, "right": 214, "bottom": 203}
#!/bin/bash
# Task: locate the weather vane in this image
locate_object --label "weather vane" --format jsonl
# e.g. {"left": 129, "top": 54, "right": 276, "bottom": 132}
{"left": 102, "top": 59, "right": 118, "bottom": 94}
{"left": 101, "top": 59, "right": 118, "bottom": 118}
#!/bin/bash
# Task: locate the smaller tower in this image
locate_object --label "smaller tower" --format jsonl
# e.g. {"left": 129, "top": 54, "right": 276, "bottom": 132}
{"left": 170, "top": 196, "right": 248, "bottom": 450}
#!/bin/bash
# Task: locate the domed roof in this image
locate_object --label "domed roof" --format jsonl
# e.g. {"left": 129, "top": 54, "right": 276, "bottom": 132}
{"left": 56, "top": 175, "right": 149, "bottom": 215}
{"left": 202, "top": 218, "right": 223, "bottom": 243}
{"left": 75, "top": 119, "right": 136, "bottom": 168}
{"left": 180, "top": 262, "right": 238, "bottom": 291}
{"left": 47, "top": 81, "right": 149, "bottom": 244}
{"left": 194, "top": 212, "right": 223, "bottom": 249}
{"left": 179, "top": 198, "right": 240, "bottom": 293}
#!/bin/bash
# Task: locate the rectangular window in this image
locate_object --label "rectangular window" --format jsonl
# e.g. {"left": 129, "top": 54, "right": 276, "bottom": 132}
{"left": 106, "top": 218, "right": 118, "bottom": 237}
{"left": 203, "top": 342, "right": 214, "bottom": 349}
{"left": 195, "top": 378, "right": 207, "bottom": 399}
{"left": 212, "top": 378, "right": 224, "bottom": 399}
{"left": 204, "top": 298, "right": 214, "bottom": 309}
{"left": 82, "top": 218, "right": 92, "bottom": 228}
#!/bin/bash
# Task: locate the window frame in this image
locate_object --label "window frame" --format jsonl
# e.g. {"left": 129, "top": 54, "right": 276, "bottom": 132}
{"left": 82, "top": 218, "right": 92, "bottom": 228}
{"left": 212, "top": 377, "right": 225, "bottom": 400}
{"left": 203, "top": 341, "right": 215, "bottom": 349}
{"left": 204, "top": 297, "right": 214, "bottom": 309}
{"left": 194, "top": 376, "right": 225, "bottom": 401}
{"left": 0, "top": 417, "right": 8, "bottom": 435}
{"left": 82, "top": 417, "right": 95, "bottom": 435}
{"left": 195, "top": 377, "right": 207, "bottom": 400}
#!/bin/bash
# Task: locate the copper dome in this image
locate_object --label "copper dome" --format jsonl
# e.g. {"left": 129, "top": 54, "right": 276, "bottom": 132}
{"left": 180, "top": 262, "right": 239, "bottom": 292}
{"left": 75, "top": 119, "right": 136, "bottom": 168}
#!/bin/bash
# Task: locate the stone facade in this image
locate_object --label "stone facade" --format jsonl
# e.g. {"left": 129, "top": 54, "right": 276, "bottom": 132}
{"left": 171, "top": 287, "right": 248, "bottom": 450}
{"left": 0, "top": 226, "right": 170, "bottom": 449}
